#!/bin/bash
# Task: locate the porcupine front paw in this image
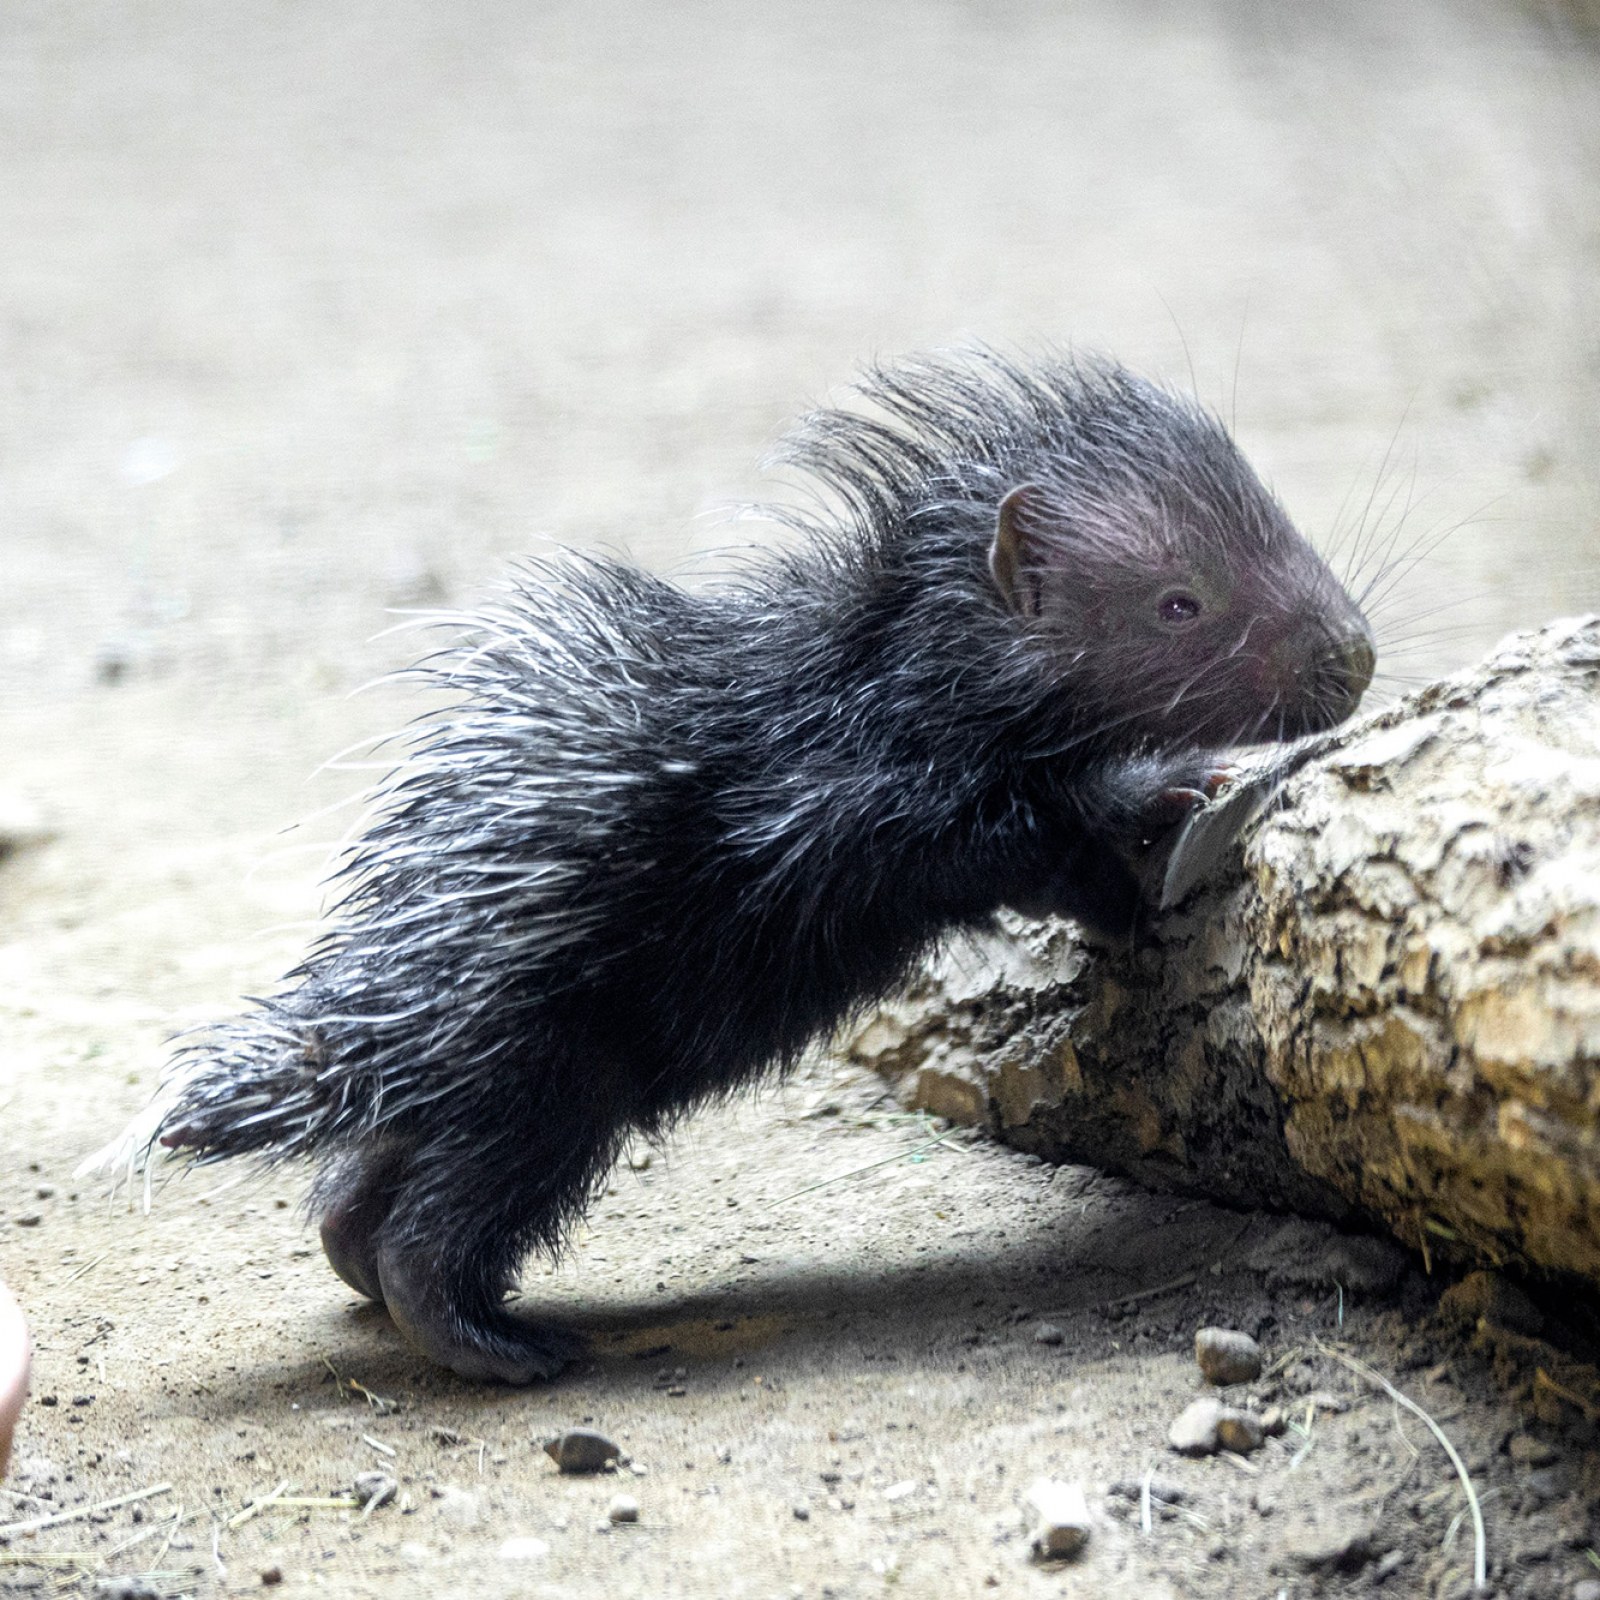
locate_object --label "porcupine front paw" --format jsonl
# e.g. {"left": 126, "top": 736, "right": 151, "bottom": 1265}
{"left": 376, "top": 1238, "right": 583, "bottom": 1384}
{"left": 1105, "top": 750, "right": 1235, "bottom": 847}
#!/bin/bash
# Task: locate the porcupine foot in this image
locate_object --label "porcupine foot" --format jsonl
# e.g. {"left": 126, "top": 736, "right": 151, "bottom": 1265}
{"left": 375, "top": 1239, "right": 583, "bottom": 1385}
{"left": 317, "top": 1145, "right": 583, "bottom": 1383}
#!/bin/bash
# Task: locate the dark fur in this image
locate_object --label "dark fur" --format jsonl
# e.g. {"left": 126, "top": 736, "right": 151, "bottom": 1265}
{"left": 147, "top": 350, "right": 1374, "bottom": 1381}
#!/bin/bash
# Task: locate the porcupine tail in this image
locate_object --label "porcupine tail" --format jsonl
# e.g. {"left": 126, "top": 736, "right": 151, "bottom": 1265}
{"left": 75, "top": 1001, "right": 338, "bottom": 1196}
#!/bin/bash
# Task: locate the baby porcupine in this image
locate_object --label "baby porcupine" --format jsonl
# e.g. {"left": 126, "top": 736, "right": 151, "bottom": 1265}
{"left": 100, "top": 350, "right": 1375, "bottom": 1383}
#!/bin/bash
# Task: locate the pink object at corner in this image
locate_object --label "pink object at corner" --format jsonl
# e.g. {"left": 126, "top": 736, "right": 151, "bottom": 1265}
{"left": 0, "top": 1277, "right": 29, "bottom": 1478}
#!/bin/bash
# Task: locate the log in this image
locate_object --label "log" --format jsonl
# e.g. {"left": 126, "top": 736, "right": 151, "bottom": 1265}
{"left": 847, "top": 615, "right": 1600, "bottom": 1286}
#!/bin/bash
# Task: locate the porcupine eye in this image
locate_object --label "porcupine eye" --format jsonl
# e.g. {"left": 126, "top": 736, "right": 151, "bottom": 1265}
{"left": 1157, "top": 589, "right": 1203, "bottom": 627}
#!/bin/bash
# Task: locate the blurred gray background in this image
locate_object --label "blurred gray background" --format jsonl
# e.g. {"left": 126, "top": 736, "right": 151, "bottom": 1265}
{"left": 2, "top": 0, "right": 1598, "bottom": 812}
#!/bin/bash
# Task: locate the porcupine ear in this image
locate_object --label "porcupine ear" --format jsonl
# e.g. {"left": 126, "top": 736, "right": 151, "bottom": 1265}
{"left": 988, "top": 483, "right": 1050, "bottom": 618}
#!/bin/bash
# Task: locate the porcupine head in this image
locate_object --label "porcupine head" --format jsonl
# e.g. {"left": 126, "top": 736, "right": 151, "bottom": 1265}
{"left": 981, "top": 384, "right": 1376, "bottom": 762}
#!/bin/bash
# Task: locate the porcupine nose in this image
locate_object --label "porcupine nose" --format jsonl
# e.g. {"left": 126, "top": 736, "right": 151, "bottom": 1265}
{"left": 1305, "top": 621, "right": 1376, "bottom": 730}
{"left": 1326, "top": 623, "right": 1376, "bottom": 719}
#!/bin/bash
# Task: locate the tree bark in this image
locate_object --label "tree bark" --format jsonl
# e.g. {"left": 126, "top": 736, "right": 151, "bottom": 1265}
{"left": 848, "top": 615, "right": 1600, "bottom": 1286}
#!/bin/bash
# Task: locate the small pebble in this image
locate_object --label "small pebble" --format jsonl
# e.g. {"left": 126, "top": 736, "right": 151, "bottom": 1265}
{"left": 1194, "top": 1327, "right": 1262, "bottom": 1386}
{"left": 498, "top": 1536, "right": 550, "bottom": 1561}
{"left": 543, "top": 1428, "right": 623, "bottom": 1474}
{"left": 352, "top": 1471, "right": 397, "bottom": 1509}
{"left": 1318, "top": 1234, "right": 1410, "bottom": 1298}
{"left": 1571, "top": 1579, "right": 1600, "bottom": 1600}
{"left": 1032, "top": 1322, "right": 1065, "bottom": 1346}
{"left": 92, "top": 1582, "right": 159, "bottom": 1600}
{"left": 1023, "top": 1478, "right": 1091, "bottom": 1561}
{"left": 1372, "top": 1549, "right": 1407, "bottom": 1583}
{"left": 1169, "top": 1398, "right": 1226, "bottom": 1455}
{"left": 1437, "top": 1269, "right": 1545, "bottom": 1337}
{"left": 260, "top": 1570, "right": 283, "bottom": 1589}
{"left": 0, "top": 793, "right": 52, "bottom": 859}
{"left": 14, "top": 1213, "right": 41, "bottom": 1228}
{"left": 1215, "top": 1411, "right": 1265, "bottom": 1454}
{"left": 1506, "top": 1432, "right": 1558, "bottom": 1467}
{"left": 793, "top": 1502, "right": 811, "bottom": 1521}
{"left": 606, "top": 1494, "right": 639, "bottom": 1524}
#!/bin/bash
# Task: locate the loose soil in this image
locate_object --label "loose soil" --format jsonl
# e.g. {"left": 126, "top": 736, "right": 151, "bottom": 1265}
{"left": 3, "top": 3, "right": 1599, "bottom": 1597}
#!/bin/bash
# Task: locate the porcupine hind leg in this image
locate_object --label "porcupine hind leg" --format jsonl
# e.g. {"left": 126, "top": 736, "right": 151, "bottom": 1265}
{"left": 315, "top": 1144, "right": 583, "bottom": 1381}
{"left": 315, "top": 1142, "right": 409, "bottom": 1305}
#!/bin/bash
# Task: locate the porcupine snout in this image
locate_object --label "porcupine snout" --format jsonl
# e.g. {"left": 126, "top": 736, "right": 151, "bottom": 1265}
{"left": 1280, "top": 616, "right": 1376, "bottom": 736}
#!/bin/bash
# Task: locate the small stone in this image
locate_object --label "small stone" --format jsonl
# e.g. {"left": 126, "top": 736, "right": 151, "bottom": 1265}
{"left": 1032, "top": 1322, "right": 1065, "bottom": 1346}
{"left": 792, "top": 1502, "right": 811, "bottom": 1521}
{"left": 1169, "top": 1398, "right": 1225, "bottom": 1455}
{"left": 1372, "top": 1549, "right": 1407, "bottom": 1583}
{"left": 627, "top": 1149, "right": 652, "bottom": 1171}
{"left": 352, "top": 1471, "right": 397, "bottom": 1509}
{"left": 260, "top": 1570, "right": 283, "bottom": 1588}
{"left": 606, "top": 1494, "right": 639, "bottom": 1524}
{"left": 1319, "top": 1235, "right": 1410, "bottom": 1298}
{"left": 543, "top": 1428, "right": 623, "bottom": 1473}
{"left": 14, "top": 1213, "right": 42, "bottom": 1228}
{"left": 1195, "top": 1327, "right": 1262, "bottom": 1386}
{"left": 498, "top": 1537, "right": 550, "bottom": 1561}
{"left": 1023, "top": 1478, "right": 1091, "bottom": 1561}
{"left": 92, "top": 1582, "right": 160, "bottom": 1600}
{"left": 1571, "top": 1579, "right": 1600, "bottom": 1600}
{"left": 94, "top": 643, "right": 133, "bottom": 685}
{"left": 433, "top": 1486, "right": 483, "bottom": 1527}
{"left": 1216, "top": 1411, "right": 1265, "bottom": 1453}
{"left": 1506, "top": 1432, "right": 1558, "bottom": 1467}
{"left": 0, "top": 793, "right": 52, "bottom": 861}
{"left": 34, "top": 1186, "right": 54, "bottom": 1200}
{"left": 1437, "top": 1270, "right": 1545, "bottom": 1337}
{"left": 883, "top": 1480, "right": 917, "bottom": 1501}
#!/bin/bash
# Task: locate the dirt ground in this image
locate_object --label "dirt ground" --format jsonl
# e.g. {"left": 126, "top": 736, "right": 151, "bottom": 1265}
{"left": 3, "top": 2, "right": 1600, "bottom": 1596}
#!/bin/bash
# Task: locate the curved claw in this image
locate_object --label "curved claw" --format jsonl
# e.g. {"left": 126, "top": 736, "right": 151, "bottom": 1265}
{"left": 376, "top": 1240, "right": 582, "bottom": 1385}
